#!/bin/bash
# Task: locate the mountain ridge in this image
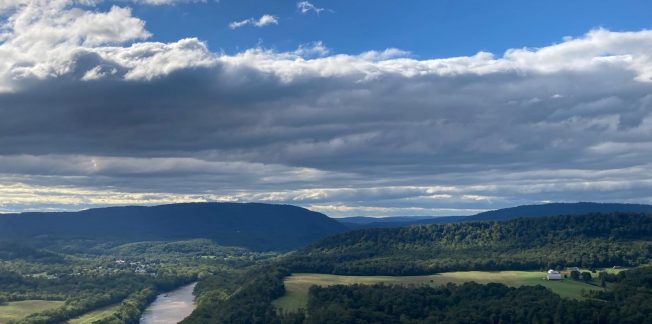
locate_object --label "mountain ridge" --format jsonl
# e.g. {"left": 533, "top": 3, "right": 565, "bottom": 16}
{"left": 0, "top": 202, "right": 347, "bottom": 251}
{"left": 336, "top": 202, "right": 652, "bottom": 228}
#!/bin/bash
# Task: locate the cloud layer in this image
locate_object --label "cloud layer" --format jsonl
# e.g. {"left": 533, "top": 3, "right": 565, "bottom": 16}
{"left": 0, "top": 1, "right": 651, "bottom": 216}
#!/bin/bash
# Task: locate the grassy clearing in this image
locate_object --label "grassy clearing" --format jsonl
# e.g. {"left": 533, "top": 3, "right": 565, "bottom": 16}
{"left": 273, "top": 270, "right": 610, "bottom": 313}
{"left": 67, "top": 303, "right": 121, "bottom": 324}
{"left": 0, "top": 300, "right": 65, "bottom": 323}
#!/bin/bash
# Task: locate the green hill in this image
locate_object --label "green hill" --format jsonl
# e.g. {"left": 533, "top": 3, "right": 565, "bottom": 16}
{"left": 290, "top": 213, "right": 652, "bottom": 275}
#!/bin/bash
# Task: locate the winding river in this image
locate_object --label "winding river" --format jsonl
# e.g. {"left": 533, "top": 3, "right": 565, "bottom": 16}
{"left": 140, "top": 282, "right": 198, "bottom": 324}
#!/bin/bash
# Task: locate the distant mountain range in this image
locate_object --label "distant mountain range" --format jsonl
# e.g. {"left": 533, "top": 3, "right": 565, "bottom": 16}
{"left": 337, "top": 202, "right": 652, "bottom": 229}
{"left": 2, "top": 202, "right": 651, "bottom": 252}
{"left": 0, "top": 203, "right": 347, "bottom": 251}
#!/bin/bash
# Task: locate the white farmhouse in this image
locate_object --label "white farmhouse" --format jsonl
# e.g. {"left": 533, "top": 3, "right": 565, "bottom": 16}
{"left": 547, "top": 269, "right": 563, "bottom": 280}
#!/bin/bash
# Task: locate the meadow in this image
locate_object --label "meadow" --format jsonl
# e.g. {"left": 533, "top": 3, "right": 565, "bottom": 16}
{"left": 0, "top": 300, "right": 65, "bottom": 323}
{"left": 273, "top": 270, "right": 611, "bottom": 313}
{"left": 67, "top": 303, "right": 121, "bottom": 324}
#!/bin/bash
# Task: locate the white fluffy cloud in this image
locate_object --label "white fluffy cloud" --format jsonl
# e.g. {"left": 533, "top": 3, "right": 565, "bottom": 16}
{"left": 229, "top": 14, "right": 278, "bottom": 29}
{"left": 0, "top": 1, "right": 151, "bottom": 89}
{"left": 1, "top": 1, "right": 652, "bottom": 215}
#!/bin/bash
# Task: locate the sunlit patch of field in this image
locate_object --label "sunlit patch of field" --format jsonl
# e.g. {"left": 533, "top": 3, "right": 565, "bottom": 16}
{"left": 67, "top": 303, "right": 121, "bottom": 324}
{"left": 273, "top": 270, "right": 610, "bottom": 313}
{"left": 0, "top": 300, "right": 64, "bottom": 323}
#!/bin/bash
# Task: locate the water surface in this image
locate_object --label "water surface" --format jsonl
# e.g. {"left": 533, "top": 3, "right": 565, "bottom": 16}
{"left": 140, "top": 282, "right": 197, "bottom": 324}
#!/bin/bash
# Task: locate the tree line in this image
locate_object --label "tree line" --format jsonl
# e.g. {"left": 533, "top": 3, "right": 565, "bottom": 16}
{"left": 300, "top": 266, "right": 652, "bottom": 323}
{"left": 287, "top": 213, "right": 652, "bottom": 275}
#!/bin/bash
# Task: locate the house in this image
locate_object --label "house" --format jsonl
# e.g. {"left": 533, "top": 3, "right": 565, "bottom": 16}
{"left": 567, "top": 266, "right": 580, "bottom": 272}
{"left": 547, "top": 270, "right": 563, "bottom": 280}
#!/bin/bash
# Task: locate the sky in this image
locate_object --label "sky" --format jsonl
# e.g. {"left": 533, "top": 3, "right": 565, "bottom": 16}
{"left": 0, "top": 0, "right": 651, "bottom": 217}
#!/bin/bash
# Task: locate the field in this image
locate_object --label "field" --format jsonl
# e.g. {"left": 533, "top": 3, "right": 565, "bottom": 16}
{"left": 67, "top": 303, "right": 121, "bottom": 324}
{"left": 273, "top": 270, "right": 609, "bottom": 313}
{"left": 0, "top": 300, "right": 65, "bottom": 323}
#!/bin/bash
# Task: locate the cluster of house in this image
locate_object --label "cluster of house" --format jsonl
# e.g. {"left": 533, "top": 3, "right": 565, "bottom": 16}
{"left": 546, "top": 269, "right": 563, "bottom": 280}
{"left": 115, "top": 259, "right": 149, "bottom": 274}
{"left": 546, "top": 267, "right": 581, "bottom": 280}
{"left": 26, "top": 273, "right": 58, "bottom": 280}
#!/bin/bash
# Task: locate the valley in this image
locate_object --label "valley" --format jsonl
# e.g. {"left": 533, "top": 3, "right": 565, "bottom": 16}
{"left": 3, "top": 3, "right": 650, "bottom": 322}
{"left": 1, "top": 202, "right": 651, "bottom": 323}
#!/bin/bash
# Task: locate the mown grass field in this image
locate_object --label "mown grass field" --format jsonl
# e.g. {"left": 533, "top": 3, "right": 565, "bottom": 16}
{"left": 0, "top": 300, "right": 65, "bottom": 323}
{"left": 67, "top": 303, "right": 121, "bottom": 324}
{"left": 273, "top": 270, "right": 612, "bottom": 313}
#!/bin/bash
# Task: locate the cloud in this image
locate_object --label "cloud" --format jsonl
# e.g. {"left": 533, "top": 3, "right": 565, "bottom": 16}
{"left": 229, "top": 14, "right": 278, "bottom": 29}
{"left": 0, "top": 0, "right": 205, "bottom": 13}
{"left": 297, "top": 1, "right": 329, "bottom": 14}
{"left": 0, "top": 1, "right": 153, "bottom": 88}
{"left": 1, "top": 1, "right": 652, "bottom": 215}
{"left": 293, "top": 41, "right": 329, "bottom": 57}
{"left": 131, "top": 0, "right": 207, "bottom": 5}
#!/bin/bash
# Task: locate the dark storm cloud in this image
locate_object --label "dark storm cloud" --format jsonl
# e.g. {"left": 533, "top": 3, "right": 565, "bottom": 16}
{"left": 1, "top": 64, "right": 648, "bottom": 173}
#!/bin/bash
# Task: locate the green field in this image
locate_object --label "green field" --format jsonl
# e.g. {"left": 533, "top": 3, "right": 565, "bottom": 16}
{"left": 67, "top": 303, "right": 121, "bottom": 324}
{"left": 0, "top": 300, "right": 65, "bottom": 323}
{"left": 273, "top": 270, "right": 609, "bottom": 313}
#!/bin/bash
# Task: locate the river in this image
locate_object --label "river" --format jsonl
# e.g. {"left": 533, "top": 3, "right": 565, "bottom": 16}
{"left": 140, "top": 282, "right": 198, "bottom": 324}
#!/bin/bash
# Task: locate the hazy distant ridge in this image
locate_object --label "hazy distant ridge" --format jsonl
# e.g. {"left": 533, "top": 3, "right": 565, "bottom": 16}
{"left": 337, "top": 202, "right": 652, "bottom": 228}
{"left": 0, "top": 203, "right": 347, "bottom": 251}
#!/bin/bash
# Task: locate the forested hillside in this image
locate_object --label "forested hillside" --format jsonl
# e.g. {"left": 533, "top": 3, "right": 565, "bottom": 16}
{"left": 290, "top": 213, "right": 652, "bottom": 275}
{"left": 0, "top": 203, "right": 346, "bottom": 251}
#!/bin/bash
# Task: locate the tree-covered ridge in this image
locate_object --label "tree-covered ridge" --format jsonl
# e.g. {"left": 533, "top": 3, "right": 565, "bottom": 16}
{"left": 338, "top": 202, "right": 652, "bottom": 229}
{"left": 0, "top": 242, "right": 63, "bottom": 264}
{"left": 466, "top": 202, "right": 652, "bottom": 222}
{"left": 289, "top": 213, "right": 652, "bottom": 275}
{"left": 0, "top": 202, "right": 346, "bottom": 251}
{"left": 181, "top": 266, "right": 289, "bottom": 324}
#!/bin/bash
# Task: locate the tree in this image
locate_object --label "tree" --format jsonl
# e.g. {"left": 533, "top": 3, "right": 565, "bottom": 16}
{"left": 600, "top": 276, "right": 606, "bottom": 288}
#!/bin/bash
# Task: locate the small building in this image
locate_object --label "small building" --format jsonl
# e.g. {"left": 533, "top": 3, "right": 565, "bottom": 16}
{"left": 547, "top": 269, "right": 563, "bottom": 280}
{"left": 567, "top": 266, "right": 580, "bottom": 272}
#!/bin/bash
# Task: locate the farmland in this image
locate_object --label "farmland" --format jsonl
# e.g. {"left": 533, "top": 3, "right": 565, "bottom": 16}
{"left": 67, "top": 303, "right": 121, "bottom": 324}
{"left": 273, "top": 270, "right": 610, "bottom": 313}
{"left": 0, "top": 300, "right": 65, "bottom": 323}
